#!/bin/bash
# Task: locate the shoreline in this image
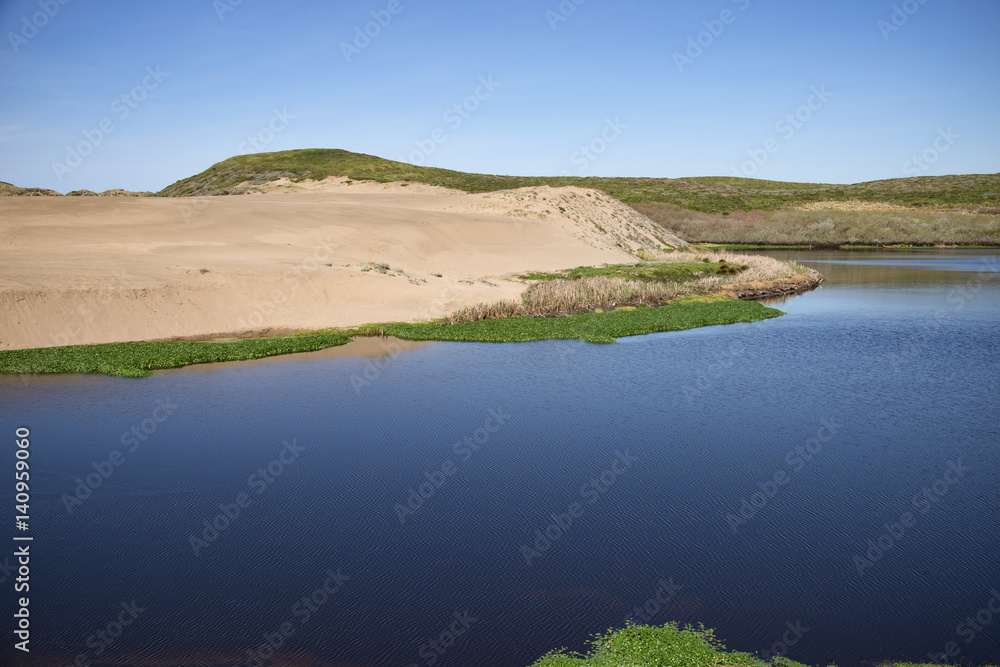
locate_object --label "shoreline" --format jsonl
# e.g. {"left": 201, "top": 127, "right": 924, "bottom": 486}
{"left": 723, "top": 273, "right": 824, "bottom": 300}
{"left": 0, "top": 274, "right": 822, "bottom": 378}
{"left": 142, "top": 271, "right": 825, "bottom": 345}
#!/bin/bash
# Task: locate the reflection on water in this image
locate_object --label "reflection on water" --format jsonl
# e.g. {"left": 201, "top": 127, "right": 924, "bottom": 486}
{"left": 1, "top": 249, "right": 998, "bottom": 667}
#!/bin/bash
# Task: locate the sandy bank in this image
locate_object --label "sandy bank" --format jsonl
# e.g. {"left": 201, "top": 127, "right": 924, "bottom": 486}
{"left": 0, "top": 185, "right": 687, "bottom": 350}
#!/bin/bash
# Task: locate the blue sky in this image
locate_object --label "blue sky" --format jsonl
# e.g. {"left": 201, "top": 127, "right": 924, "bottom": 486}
{"left": 1, "top": 0, "right": 998, "bottom": 192}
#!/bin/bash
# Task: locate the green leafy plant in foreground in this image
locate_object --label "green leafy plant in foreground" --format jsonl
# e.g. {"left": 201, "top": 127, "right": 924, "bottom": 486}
{"left": 0, "top": 334, "right": 352, "bottom": 378}
{"left": 525, "top": 623, "right": 998, "bottom": 667}
{"left": 528, "top": 623, "right": 762, "bottom": 667}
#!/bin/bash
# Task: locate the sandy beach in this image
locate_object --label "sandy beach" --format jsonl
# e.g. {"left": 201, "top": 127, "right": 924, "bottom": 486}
{"left": 0, "top": 182, "right": 686, "bottom": 350}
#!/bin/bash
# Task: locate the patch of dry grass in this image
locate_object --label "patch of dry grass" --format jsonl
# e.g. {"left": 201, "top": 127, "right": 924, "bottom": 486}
{"left": 447, "top": 253, "right": 814, "bottom": 323}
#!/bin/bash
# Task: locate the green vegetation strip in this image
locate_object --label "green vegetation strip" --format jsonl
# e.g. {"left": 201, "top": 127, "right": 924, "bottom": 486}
{"left": 0, "top": 298, "right": 780, "bottom": 377}
{"left": 525, "top": 623, "right": 994, "bottom": 667}
{"left": 386, "top": 297, "right": 782, "bottom": 344}
{"left": 0, "top": 334, "right": 351, "bottom": 378}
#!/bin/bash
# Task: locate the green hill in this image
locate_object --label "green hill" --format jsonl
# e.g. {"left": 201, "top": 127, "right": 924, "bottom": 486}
{"left": 158, "top": 148, "right": 1000, "bottom": 216}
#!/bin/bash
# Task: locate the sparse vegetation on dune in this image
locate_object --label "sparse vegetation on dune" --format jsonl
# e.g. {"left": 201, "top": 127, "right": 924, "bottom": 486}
{"left": 0, "top": 181, "right": 152, "bottom": 197}
{"left": 0, "top": 180, "right": 63, "bottom": 196}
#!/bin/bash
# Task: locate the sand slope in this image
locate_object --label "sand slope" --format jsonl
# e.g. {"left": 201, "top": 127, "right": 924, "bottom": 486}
{"left": 0, "top": 183, "right": 687, "bottom": 350}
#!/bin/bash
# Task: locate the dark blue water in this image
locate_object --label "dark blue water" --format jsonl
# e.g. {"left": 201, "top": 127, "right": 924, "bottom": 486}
{"left": 2, "top": 249, "right": 998, "bottom": 667}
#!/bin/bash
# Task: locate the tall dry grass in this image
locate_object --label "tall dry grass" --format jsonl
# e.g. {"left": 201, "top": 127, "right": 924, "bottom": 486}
{"left": 447, "top": 253, "right": 814, "bottom": 324}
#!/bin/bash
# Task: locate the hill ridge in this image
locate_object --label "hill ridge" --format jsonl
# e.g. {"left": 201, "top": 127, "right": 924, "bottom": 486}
{"left": 157, "top": 149, "right": 1000, "bottom": 215}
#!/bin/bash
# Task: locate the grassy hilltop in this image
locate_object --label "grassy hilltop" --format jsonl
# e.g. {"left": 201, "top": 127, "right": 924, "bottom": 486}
{"left": 158, "top": 149, "right": 1000, "bottom": 246}
{"left": 159, "top": 148, "right": 1000, "bottom": 214}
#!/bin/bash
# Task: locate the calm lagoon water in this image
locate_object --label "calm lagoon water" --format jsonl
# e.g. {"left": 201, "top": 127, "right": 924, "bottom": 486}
{"left": 1, "top": 249, "right": 998, "bottom": 667}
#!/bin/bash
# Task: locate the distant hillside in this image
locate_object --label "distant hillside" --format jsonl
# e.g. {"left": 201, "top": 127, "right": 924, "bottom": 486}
{"left": 158, "top": 149, "right": 1000, "bottom": 215}
{"left": 0, "top": 181, "right": 62, "bottom": 196}
{"left": 0, "top": 182, "right": 152, "bottom": 197}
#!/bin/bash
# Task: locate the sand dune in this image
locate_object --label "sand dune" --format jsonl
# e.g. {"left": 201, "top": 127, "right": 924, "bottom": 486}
{"left": 0, "top": 183, "right": 687, "bottom": 350}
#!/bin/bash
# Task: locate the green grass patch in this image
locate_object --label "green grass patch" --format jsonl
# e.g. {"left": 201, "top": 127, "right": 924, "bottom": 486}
{"left": 519, "top": 260, "right": 746, "bottom": 283}
{"left": 0, "top": 334, "right": 351, "bottom": 378}
{"left": 386, "top": 297, "right": 781, "bottom": 344}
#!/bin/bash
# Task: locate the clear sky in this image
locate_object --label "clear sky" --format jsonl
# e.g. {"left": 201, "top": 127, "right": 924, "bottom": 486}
{"left": 1, "top": 0, "right": 998, "bottom": 192}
